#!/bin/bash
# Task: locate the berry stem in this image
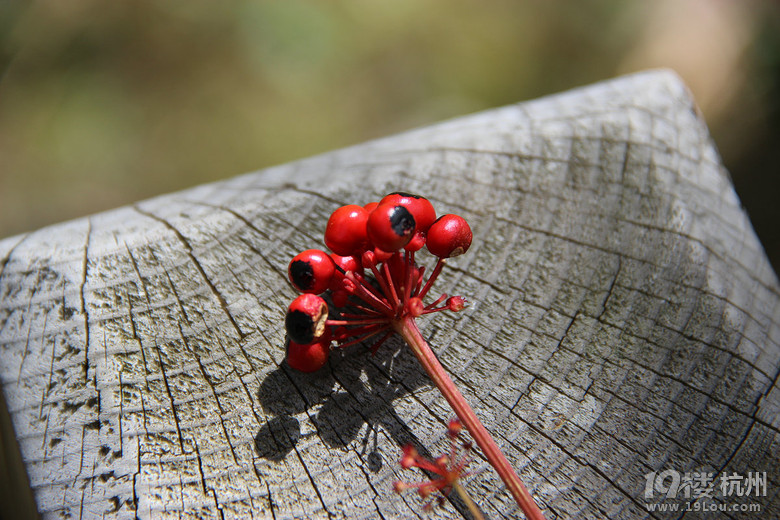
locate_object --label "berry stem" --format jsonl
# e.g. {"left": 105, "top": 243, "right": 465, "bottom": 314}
{"left": 454, "top": 481, "right": 486, "bottom": 520}
{"left": 326, "top": 318, "right": 388, "bottom": 326}
{"left": 417, "top": 258, "right": 446, "bottom": 300}
{"left": 381, "top": 261, "right": 402, "bottom": 312}
{"left": 336, "top": 325, "right": 391, "bottom": 349}
{"left": 393, "top": 317, "right": 546, "bottom": 520}
{"left": 403, "top": 250, "right": 417, "bottom": 302}
{"left": 345, "top": 273, "right": 393, "bottom": 314}
{"left": 424, "top": 293, "right": 448, "bottom": 310}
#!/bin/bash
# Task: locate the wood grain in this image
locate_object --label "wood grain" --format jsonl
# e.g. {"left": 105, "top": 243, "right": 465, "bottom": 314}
{"left": 1, "top": 70, "right": 778, "bottom": 519}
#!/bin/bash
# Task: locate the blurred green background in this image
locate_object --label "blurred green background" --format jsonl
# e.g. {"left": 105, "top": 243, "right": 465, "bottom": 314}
{"left": 0, "top": 0, "right": 778, "bottom": 270}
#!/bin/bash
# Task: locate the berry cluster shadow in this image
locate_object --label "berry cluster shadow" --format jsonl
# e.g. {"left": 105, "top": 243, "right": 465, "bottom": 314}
{"left": 254, "top": 336, "right": 484, "bottom": 517}
{"left": 255, "top": 335, "right": 430, "bottom": 466}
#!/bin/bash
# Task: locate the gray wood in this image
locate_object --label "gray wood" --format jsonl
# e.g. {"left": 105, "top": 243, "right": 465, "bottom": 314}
{"left": 1, "top": 70, "right": 778, "bottom": 519}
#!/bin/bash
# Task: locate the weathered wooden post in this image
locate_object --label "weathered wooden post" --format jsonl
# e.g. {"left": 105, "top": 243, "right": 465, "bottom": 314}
{"left": 1, "top": 70, "right": 778, "bottom": 519}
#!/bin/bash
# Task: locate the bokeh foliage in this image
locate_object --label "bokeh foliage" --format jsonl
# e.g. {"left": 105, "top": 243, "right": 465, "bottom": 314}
{"left": 0, "top": 0, "right": 777, "bottom": 268}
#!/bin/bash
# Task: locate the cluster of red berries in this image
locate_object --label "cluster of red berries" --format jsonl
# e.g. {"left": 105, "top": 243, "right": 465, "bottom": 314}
{"left": 284, "top": 192, "right": 473, "bottom": 372}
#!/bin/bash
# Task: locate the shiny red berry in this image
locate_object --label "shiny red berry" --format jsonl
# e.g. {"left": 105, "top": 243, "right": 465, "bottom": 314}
{"left": 287, "top": 329, "right": 331, "bottom": 372}
{"left": 329, "top": 253, "right": 362, "bottom": 291}
{"left": 288, "top": 249, "right": 335, "bottom": 294}
{"left": 380, "top": 192, "right": 436, "bottom": 232}
{"left": 324, "top": 204, "right": 369, "bottom": 256}
{"left": 404, "top": 232, "right": 427, "bottom": 252}
{"left": 330, "top": 252, "right": 361, "bottom": 273}
{"left": 426, "top": 214, "right": 472, "bottom": 258}
{"left": 371, "top": 247, "right": 393, "bottom": 263}
{"left": 285, "top": 294, "right": 329, "bottom": 345}
{"left": 367, "top": 203, "right": 416, "bottom": 252}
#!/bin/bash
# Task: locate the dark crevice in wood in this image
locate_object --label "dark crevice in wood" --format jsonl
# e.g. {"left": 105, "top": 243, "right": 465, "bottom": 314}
{"left": 133, "top": 205, "right": 247, "bottom": 339}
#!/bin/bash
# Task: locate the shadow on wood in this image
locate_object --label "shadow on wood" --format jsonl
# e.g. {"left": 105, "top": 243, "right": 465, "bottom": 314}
{"left": 1, "top": 70, "right": 778, "bottom": 519}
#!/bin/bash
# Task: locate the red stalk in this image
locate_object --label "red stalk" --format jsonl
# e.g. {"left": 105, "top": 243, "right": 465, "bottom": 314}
{"left": 336, "top": 325, "right": 391, "bottom": 349}
{"left": 381, "top": 261, "right": 401, "bottom": 312}
{"left": 393, "top": 316, "right": 546, "bottom": 520}
{"left": 345, "top": 273, "right": 393, "bottom": 314}
{"left": 417, "top": 258, "right": 446, "bottom": 300}
{"left": 326, "top": 318, "right": 389, "bottom": 326}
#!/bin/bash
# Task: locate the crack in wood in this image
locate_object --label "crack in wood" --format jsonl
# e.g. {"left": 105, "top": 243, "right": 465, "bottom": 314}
{"left": 133, "top": 205, "right": 247, "bottom": 339}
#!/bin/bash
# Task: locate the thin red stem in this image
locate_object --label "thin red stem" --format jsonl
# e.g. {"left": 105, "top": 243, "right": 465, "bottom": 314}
{"left": 366, "top": 260, "right": 395, "bottom": 307}
{"left": 345, "top": 273, "right": 393, "bottom": 314}
{"left": 339, "top": 310, "right": 384, "bottom": 319}
{"left": 414, "top": 265, "right": 426, "bottom": 296}
{"left": 346, "top": 305, "right": 385, "bottom": 317}
{"left": 336, "top": 325, "right": 391, "bottom": 349}
{"left": 352, "top": 272, "right": 391, "bottom": 307}
{"left": 411, "top": 456, "right": 443, "bottom": 475}
{"left": 336, "top": 323, "right": 386, "bottom": 338}
{"left": 424, "top": 293, "right": 448, "bottom": 310}
{"left": 418, "top": 258, "right": 446, "bottom": 300}
{"left": 369, "top": 330, "right": 394, "bottom": 354}
{"left": 403, "top": 251, "right": 415, "bottom": 302}
{"left": 393, "top": 317, "right": 546, "bottom": 520}
{"left": 326, "top": 318, "right": 388, "bottom": 326}
{"left": 381, "top": 261, "right": 401, "bottom": 313}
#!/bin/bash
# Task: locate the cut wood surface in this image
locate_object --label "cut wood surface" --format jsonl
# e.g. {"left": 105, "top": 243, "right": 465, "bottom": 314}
{"left": 1, "top": 70, "right": 778, "bottom": 519}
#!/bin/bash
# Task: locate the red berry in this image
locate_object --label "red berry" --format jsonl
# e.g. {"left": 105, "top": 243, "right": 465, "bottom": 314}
{"left": 285, "top": 294, "right": 328, "bottom": 345}
{"left": 324, "top": 205, "right": 369, "bottom": 256}
{"left": 287, "top": 329, "right": 331, "bottom": 372}
{"left": 447, "top": 296, "right": 466, "bottom": 312}
{"left": 329, "top": 253, "right": 362, "bottom": 291}
{"left": 363, "top": 201, "right": 379, "bottom": 213}
{"left": 333, "top": 326, "right": 349, "bottom": 342}
{"left": 426, "top": 214, "right": 472, "bottom": 258}
{"left": 331, "top": 289, "right": 350, "bottom": 308}
{"left": 404, "top": 231, "right": 427, "bottom": 252}
{"left": 367, "top": 203, "right": 416, "bottom": 252}
{"left": 330, "top": 253, "right": 361, "bottom": 273}
{"left": 371, "top": 247, "right": 393, "bottom": 263}
{"left": 288, "top": 249, "right": 335, "bottom": 294}
{"left": 380, "top": 193, "right": 436, "bottom": 252}
{"left": 405, "top": 297, "right": 424, "bottom": 317}
{"left": 380, "top": 192, "right": 436, "bottom": 232}
{"left": 361, "top": 249, "right": 378, "bottom": 269}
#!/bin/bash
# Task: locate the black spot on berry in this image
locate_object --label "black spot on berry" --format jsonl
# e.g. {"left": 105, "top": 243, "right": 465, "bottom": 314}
{"left": 289, "top": 259, "right": 314, "bottom": 290}
{"left": 285, "top": 309, "right": 315, "bottom": 344}
{"left": 389, "top": 206, "right": 415, "bottom": 237}
{"left": 390, "top": 191, "right": 423, "bottom": 199}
